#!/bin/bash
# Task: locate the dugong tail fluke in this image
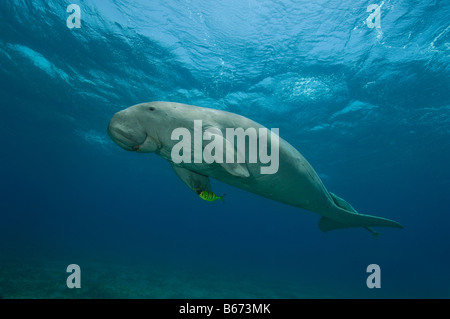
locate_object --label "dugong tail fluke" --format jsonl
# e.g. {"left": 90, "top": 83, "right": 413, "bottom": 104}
{"left": 319, "top": 193, "right": 404, "bottom": 232}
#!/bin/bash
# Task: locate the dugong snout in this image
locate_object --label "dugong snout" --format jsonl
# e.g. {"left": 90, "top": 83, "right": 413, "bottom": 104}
{"left": 107, "top": 111, "right": 146, "bottom": 151}
{"left": 108, "top": 109, "right": 160, "bottom": 153}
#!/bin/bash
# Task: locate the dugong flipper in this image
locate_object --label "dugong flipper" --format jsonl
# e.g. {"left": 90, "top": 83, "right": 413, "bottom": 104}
{"left": 107, "top": 101, "right": 403, "bottom": 234}
{"left": 171, "top": 164, "right": 212, "bottom": 195}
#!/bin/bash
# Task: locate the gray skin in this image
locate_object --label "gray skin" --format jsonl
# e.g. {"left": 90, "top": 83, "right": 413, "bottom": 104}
{"left": 108, "top": 101, "right": 403, "bottom": 233}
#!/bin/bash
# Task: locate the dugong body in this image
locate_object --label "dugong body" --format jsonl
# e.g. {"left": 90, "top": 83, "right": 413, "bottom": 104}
{"left": 108, "top": 101, "right": 403, "bottom": 233}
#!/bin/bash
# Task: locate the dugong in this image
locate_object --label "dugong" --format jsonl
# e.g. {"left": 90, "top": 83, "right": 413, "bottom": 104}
{"left": 107, "top": 101, "right": 403, "bottom": 234}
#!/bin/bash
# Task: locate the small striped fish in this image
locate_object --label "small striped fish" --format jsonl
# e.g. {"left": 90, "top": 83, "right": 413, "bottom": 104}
{"left": 199, "top": 191, "right": 225, "bottom": 202}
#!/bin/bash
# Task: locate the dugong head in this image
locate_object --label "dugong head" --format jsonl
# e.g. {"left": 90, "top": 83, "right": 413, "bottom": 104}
{"left": 107, "top": 103, "right": 162, "bottom": 153}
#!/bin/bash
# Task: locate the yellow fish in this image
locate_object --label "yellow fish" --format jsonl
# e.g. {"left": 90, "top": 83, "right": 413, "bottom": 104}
{"left": 199, "top": 191, "right": 225, "bottom": 202}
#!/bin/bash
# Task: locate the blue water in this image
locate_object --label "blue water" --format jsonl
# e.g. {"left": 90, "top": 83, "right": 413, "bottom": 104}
{"left": 0, "top": 0, "right": 449, "bottom": 298}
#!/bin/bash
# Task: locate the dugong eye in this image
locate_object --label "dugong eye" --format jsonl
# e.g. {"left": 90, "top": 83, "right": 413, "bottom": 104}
{"left": 148, "top": 106, "right": 155, "bottom": 111}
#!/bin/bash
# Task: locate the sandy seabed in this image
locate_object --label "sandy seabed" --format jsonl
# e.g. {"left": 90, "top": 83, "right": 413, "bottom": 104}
{"left": 0, "top": 258, "right": 350, "bottom": 299}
